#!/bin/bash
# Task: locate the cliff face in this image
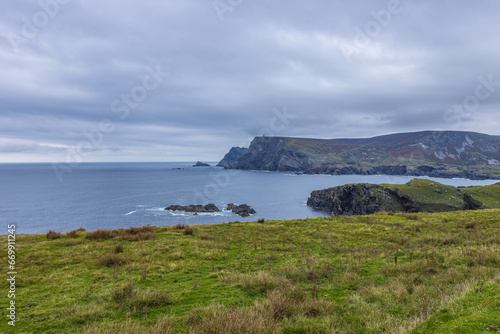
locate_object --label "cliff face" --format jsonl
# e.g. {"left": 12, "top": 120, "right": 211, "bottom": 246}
{"left": 307, "top": 179, "right": 493, "bottom": 216}
{"left": 217, "top": 147, "right": 248, "bottom": 168}
{"left": 235, "top": 137, "right": 311, "bottom": 171}
{"left": 218, "top": 131, "right": 500, "bottom": 179}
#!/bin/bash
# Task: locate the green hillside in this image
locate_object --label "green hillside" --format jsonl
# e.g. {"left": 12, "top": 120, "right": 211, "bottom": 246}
{"left": 2, "top": 210, "right": 499, "bottom": 333}
{"left": 308, "top": 179, "right": 500, "bottom": 216}
{"left": 219, "top": 131, "right": 500, "bottom": 179}
{"left": 461, "top": 183, "right": 500, "bottom": 208}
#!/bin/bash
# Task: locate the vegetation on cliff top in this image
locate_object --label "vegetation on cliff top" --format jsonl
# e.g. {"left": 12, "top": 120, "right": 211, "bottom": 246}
{"left": 219, "top": 131, "right": 500, "bottom": 179}
{"left": 2, "top": 210, "right": 499, "bottom": 333}
{"left": 308, "top": 179, "right": 500, "bottom": 216}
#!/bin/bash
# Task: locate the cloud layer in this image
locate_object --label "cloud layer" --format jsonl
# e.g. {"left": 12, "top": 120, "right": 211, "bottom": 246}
{"left": 1, "top": 0, "right": 499, "bottom": 162}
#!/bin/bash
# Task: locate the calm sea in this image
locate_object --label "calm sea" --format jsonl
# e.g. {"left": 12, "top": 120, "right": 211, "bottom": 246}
{"left": 0, "top": 162, "right": 497, "bottom": 234}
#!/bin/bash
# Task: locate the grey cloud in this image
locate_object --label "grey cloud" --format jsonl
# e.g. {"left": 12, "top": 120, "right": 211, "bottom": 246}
{"left": 0, "top": 0, "right": 499, "bottom": 162}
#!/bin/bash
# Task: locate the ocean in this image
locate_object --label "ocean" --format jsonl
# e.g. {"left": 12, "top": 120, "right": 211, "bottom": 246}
{"left": 0, "top": 162, "right": 497, "bottom": 235}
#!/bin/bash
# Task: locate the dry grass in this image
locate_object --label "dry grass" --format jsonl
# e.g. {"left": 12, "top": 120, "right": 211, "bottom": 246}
{"left": 220, "top": 272, "right": 290, "bottom": 295}
{"left": 46, "top": 230, "right": 61, "bottom": 239}
{"left": 67, "top": 227, "right": 86, "bottom": 238}
{"left": 110, "top": 283, "right": 175, "bottom": 310}
{"left": 85, "top": 229, "right": 118, "bottom": 240}
{"left": 183, "top": 225, "right": 195, "bottom": 235}
{"left": 99, "top": 254, "right": 127, "bottom": 267}
{"left": 185, "top": 304, "right": 280, "bottom": 334}
{"left": 84, "top": 226, "right": 156, "bottom": 241}
{"left": 111, "top": 244, "right": 123, "bottom": 254}
{"left": 116, "top": 231, "right": 156, "bottom": 241}
{"left": 172, "top": 223, "right": 186, "bottom": 230}
{"left": 84, "top": 315, "right": 175, "bottom": 334}
{"left": 403, "top": 213, "right": 420, "bottom": 220}
{"left": 171, "top": 223, "right": 195, "bottom": 235}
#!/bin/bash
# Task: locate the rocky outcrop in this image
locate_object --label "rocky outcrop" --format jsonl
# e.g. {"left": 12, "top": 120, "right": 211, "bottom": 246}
{"left": 302, "top": 165, "right": 493, "bottom": 180}
{"left": 227, "top": 203, "right": 256, "bottom": 217}
{"left": 164, "top": 203, "right": 257, "bottom": 217}
{"left": 218, "top": 131, "right": 500, "bottom": 179}
{"left": 193, "top": 161, "right": 210, "bottom": 167}
{"left": 307, "top": 179, "right": 490, "bottom": 216}
{"left": 230, "top": 137, "right": 311, "bottom": 171}
{"left": 165, "top": 203, "right": 220, "bottom": 213}
{"left": 217, "top": 147, "right": 248, "bottom": 168}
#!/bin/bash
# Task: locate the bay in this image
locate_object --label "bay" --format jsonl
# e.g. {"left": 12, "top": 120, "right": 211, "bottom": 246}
{"left": 0, "top": 162, "right": 497, "bottom": 234}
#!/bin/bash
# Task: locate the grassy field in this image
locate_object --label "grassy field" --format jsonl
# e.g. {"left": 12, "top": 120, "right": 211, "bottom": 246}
{"left": 1, "top": 210, "right": 499, "bottom": 333}
{"left": 382, "top": 179, "right": 500, "bottom": 210}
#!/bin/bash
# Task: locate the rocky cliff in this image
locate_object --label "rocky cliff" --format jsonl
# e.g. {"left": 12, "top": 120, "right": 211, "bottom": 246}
{"left": 217, "top": 147, "right": 248, "bottom": 168}
{"left": 218, "top": 131, "right": 500, "bottom": 179}
{"left": 307, "top": 179, "right": 498, "bottom": 216}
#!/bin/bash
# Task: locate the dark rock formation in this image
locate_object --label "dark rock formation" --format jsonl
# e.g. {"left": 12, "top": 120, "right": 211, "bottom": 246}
{"left": 218, "top": 131, "right": 500, "bottom": 179}
{"left": 307, "top": 179, "right": 488, "bottom": 216}
{"left": 217, "top": 147, "right": 248, "bottom": 168}
{"left": 165, "top": 203, "right": 220, "bottom": 213}
{"left": 302, "top": 165, "right": 492, "bottom": 180}
{"left": 193, "top": 161, "right": 210, "bottom": 167}
{"left": 227, "top": 203, "right": 256, "bottom": 217}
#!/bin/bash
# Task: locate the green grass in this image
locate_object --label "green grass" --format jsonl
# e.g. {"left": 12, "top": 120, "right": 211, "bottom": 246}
{"left": 1, "top": 210, "right": 499, "bottom": 333}
{"left": 410, "top": 278, "right": 500, "bottom": 333}
{"left": 461, "top": 183, "right": 500, "bottom": 208}
{"left": 382, "top": 179, "right": 466, "bottom": 208}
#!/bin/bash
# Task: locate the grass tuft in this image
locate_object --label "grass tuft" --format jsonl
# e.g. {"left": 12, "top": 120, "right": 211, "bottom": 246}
{"left": 111, "top": 244, "right": 123, "bottom": 254}
{"left": 84, "top": 316, "right": 175, "bottom": 334}
{"left": 220, "top": 272, "right": 290, "bottom": 295}
{"left": 67, "top": 227, "right": 86, "bottom": 238}
{"left": 185, "top": 304, "right": 279, "bottom": 334}
{"left": 99, "top": 254, "right": 127, "bottom": 267}
{"left": 85, "top": 229, "right": 117, "bottom": 240}
{"left": 46, "top": 230, "right": 61, "bottom": 239}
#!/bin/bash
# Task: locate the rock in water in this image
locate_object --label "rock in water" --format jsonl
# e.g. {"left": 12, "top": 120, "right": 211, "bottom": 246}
{"left": 226, "top": 203, "right": 256, "bottom": 217}
{"left": 165, "top": 204, "right": 220, "bottom": 213}
{"left": 193, "top": 161, "right": 210, "bottom": 167}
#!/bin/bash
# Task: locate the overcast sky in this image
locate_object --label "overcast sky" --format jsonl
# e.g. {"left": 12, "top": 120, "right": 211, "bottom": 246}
{"left": 1, "top": 0, "right": 499, "bottom": 163}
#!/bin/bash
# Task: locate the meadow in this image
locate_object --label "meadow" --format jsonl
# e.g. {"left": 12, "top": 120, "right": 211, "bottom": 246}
{"left": 1, "top": 210, "right": 499, "bottom": 333}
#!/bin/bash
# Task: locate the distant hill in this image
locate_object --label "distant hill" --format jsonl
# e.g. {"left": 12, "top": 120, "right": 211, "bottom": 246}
{"left": 218, "top": 131, "right": 500, "bottom": 179}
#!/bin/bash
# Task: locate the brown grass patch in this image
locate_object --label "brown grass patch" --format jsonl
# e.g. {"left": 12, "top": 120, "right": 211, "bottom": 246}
{"left": 85, "top": 316, "right": 174, "bottom": 334}
{"left": 220, "top": 272, "right": 290, "bottom": 295}
{"left": 67, "top": 227, "right": 86, "bottom": 238}
{"left": 99, "top": 254, "right": 127, "bottom": 267}
{"left": 85, "top": 229, "right": 118, "bottom": 240}
{"left": 185, "top": 304, "right": 279, "bottom": 334}
{"left": 47, "top": 230, "right": 61, "bottom": 239}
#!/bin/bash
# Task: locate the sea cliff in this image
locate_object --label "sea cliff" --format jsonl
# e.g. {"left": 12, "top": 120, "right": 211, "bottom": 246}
{"left": 307, "top": 179, "right": 500, "bottom": 215}
{"left": 218, "top": 131, "right": 500, "bottom": 179}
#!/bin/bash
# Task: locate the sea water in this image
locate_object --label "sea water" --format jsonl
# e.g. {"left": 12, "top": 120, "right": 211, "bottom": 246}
{"left": 0, "top": 162, "right": 497, "bottom": 234}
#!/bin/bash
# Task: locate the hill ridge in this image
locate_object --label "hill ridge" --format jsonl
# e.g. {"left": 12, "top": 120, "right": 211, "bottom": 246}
{"left": 218, "top": 130, "right": 500, "bottom": 179}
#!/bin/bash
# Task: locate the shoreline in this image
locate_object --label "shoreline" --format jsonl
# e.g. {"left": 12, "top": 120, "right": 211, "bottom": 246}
{"left": 4, "top": 208, "right": 500, "bottom": 237}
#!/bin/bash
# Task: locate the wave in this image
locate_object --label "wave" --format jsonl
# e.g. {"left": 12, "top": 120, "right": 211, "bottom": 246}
{"left": 124, "top": 210, "right": 137, "bottom": 216}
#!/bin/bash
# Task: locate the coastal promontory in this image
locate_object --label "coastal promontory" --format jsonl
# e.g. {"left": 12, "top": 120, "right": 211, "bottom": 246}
{"left": 218, "top": 131, "right": 500, "bottom": 179}
{"left": 307, "top": 179, "right": 500, "bottom": 216}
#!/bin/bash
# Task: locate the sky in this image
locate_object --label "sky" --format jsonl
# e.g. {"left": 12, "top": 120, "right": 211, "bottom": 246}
{"left": 1, "top": 0, "right": 499, "bottom": 163}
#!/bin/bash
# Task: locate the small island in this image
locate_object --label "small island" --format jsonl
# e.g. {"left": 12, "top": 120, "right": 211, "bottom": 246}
{"left": 226, "top": 203, "right": 256, "bottom": 217}
{"left": 165, "top": 203, "right": 220, "bottom": 213}
{"left": 164, "top": 203, "right": 256, "bottom": 217}
{"left": 193, "top": 161, "right": 210, "bottom": 167}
